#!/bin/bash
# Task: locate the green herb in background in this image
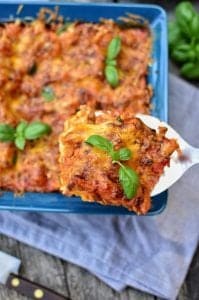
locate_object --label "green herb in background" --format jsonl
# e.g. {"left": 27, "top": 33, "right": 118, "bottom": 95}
{"left": 169, "top": 1, "right": 199, "bottom": 80}
{"left": 0, "top": 121, "right": 52, "bottom": 150}
{"left": 86, "top": 134, "right": 139, "bottom": 199}
{"left": 104, "top": 36, "right": 121, "bottom": 88}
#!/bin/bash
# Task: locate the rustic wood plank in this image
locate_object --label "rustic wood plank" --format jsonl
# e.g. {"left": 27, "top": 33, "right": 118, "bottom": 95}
{"left": 0, "top": 286, "right": 29, "bottom": 300}
{"left": 18, "top": 243, "right": 69, "bottom": 297}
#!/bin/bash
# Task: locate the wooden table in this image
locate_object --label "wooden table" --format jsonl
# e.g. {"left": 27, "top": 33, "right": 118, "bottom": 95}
{"left": 0, "top": 1, "right": 199, "bottom": 299}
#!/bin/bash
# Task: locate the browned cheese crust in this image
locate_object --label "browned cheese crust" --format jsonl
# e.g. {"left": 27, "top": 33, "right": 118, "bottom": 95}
{"left": 59, "top": 107, "right": 179, "bottom": 214}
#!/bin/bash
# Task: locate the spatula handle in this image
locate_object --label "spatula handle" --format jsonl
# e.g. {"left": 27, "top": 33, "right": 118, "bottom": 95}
{"left": 6, "top": 273, "right": 70, "bottom": 300}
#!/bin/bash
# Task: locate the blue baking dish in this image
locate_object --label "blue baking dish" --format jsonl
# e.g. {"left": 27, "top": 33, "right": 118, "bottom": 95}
{"left": 0, "top": 2, "right": 168, "bottom": 215}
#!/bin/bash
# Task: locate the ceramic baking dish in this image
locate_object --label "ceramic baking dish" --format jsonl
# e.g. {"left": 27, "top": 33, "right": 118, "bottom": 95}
{"left": 0, "top": 1, "right": 168, "bottom": 215}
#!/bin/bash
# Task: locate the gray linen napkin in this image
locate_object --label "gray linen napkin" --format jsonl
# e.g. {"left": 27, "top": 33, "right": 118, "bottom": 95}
{"left": 0, "top": 74, "right": 199, "bottom": 300}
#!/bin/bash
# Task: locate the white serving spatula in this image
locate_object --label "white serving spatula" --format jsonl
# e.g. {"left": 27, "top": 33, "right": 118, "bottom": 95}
{"left": 137, "top": 114, "right": 199, "bottom": 196}
{"left": 0, "top": 250, "right": 69, "bottom": 300}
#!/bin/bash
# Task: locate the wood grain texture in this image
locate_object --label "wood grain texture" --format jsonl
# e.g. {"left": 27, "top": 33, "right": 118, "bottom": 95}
{"left": 0, "top": 1, "right": 199, "bottom": 300}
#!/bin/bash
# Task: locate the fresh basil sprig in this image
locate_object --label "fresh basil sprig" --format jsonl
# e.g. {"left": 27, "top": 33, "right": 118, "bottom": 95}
{"left": 0, "top": 121, "right": 52, "bottom": 150}
{"left": 105, "top": 36, "right": 121, "bottom": 88}
{"left": 86, "top": 134, "right": 139, "bottom": 199}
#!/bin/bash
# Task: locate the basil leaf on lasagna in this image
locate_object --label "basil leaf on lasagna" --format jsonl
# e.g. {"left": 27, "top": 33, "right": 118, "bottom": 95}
{"left": 0, "top": 124, "right": 15, "bottom": 142}
{"left": 24, "top": 122, "right": 52, "bottom": 140}
{"left": 117, "top": 148, "right": 132, "bottom": 161}
{"left": 16, "top": 121, "right": 28, "bottom": 136}
{"left": 86, "top": 135, "right": 113, "bottom": 154}
{"left": 107, "top": 36, "right": 121, "bottom": 60}
{"left": 119, "top": 166, "right": 139, "bottom": 199}
{"left": 105, "top": 59, "right": 117, "bottom": 66}
{"left": 105, "top": 65, "right": 119, "bottom": 88}
{"left": 15, "top": 136, "right": 26, "bottom": 150}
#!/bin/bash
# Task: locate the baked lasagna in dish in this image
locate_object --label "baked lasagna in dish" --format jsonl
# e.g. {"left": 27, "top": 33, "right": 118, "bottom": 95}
{"left": 0, "top": 12, "right": 151, "bottom": 193}
{"left": 0, "top": 10, "right": 178, "bottom": 213}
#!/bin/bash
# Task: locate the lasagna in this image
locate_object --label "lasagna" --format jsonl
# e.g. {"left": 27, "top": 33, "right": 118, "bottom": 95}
{"left": 0, "top": 13, "right": 152, "bottom": 193}
{"left": 59, "top": 107, "right": 179, "bottom": 214}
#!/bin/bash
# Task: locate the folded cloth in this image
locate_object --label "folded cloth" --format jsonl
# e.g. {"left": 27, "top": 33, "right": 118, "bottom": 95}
{"left": 0, "top": 74, "right": 199, "bottom": 300}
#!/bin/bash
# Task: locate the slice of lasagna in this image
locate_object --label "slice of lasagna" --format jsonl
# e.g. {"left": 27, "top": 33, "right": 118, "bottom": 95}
{"left": 59, "top": 107, "right": 179, "bottom": 214}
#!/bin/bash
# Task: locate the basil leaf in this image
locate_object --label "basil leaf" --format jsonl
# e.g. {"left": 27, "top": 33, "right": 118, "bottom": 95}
{"left": 119, "top": 166, "right": 139, "bottom": 199}
{"left": 168, "top": 21, "right": 182, "bottom": 48}
{"left": 176, "top": 2, "right": 195, "bottom": 23}
{"left": 15, "top": 121, "right": 28, "bottom": 149}
{"left": 56, "top": 22, "right": 73, "bottom": 35}
{"left": 117, "top": 148, "right": 132, "bottom": 161}
{"left": 86, "top": 135, "right": 113, "bottom": 153}
{"left": 107, "top": 36, "right": 121, "bottom": 60}
{"left": 106, "top": 59, "right": 117, "bottom": 66}
{"left": 190, "top": 14, "right": 199, "bottom": 38}
{"left": 180, "top": 62, "right": 199, "bottom": 79}
{"left": 105, "top": 65, "right": 119, "bottom": 88}
{"left": 41, "top": 86, "right": 55, "bottom": 102}
{"left": 15, "top": 136, "right": 26, "bottom": 150}
{"left": 0, "top": 124, "right": 15, "bottom": 142}
{"left": 111, "top": 148, "right": 132, "bottom": 161}
{"left": 24, "top": 121, "right": 52, "bottom": 140}
{"left": 16, "top": 121, "right": 28, "bottom": 136}
{"left": 175, "top": 2, "right": 196, "bottom": 38}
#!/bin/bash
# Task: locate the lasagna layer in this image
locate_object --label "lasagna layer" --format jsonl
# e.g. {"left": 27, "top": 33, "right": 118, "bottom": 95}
{"left": 59, "top": 107, "right": 178, "bottom": 214}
